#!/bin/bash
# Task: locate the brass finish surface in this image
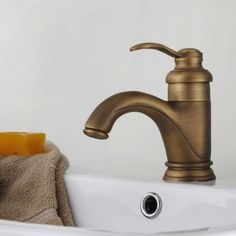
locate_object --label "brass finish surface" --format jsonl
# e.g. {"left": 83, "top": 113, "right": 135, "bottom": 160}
{"left": 130, "top": 42, "right": 183, "bottom": 58}
{"left": 168, "top": 83, "right": 210, "bottom": 101}
{"left": 84, "top": 42, "right": 215, "bottom": 182}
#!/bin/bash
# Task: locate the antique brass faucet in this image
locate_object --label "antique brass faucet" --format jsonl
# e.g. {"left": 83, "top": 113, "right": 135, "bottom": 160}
{"left": 83, "top": 42, "right": 215, "bottom": 182}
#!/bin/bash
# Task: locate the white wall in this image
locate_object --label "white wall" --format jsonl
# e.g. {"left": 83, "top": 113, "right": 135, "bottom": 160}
{"left": 0, "top": 0, "right": 235, "bottom": 178}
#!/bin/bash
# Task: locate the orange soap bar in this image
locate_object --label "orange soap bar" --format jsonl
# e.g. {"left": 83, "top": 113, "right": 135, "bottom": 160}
{"left": 0, "top": 132, "right": 46, "bottom": 156}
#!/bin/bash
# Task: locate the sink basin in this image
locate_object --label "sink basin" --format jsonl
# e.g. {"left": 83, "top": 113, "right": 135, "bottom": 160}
{"left": 66, "top": 174, "right": 236, "bottom": 235}
{"left": 1, "top": 173, "right": 236, "bottom": 235}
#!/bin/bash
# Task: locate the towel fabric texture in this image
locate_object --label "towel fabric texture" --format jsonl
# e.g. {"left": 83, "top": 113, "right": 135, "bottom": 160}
{"left": 0, "top": 142, "right": 74, "bottom": 226}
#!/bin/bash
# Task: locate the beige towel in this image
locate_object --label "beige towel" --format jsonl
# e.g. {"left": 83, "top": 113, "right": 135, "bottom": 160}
{"left": 0, "top": 141, "right": 74, "bottom": 226}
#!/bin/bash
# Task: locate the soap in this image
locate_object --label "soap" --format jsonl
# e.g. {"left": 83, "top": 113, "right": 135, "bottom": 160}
{"left": 0, "top": 132, "right": 46, "bottom": 156}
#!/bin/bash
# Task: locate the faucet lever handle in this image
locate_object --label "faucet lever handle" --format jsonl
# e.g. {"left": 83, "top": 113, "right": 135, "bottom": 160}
{"left": 130, "top": 42, "right": 184, "bottom": 58}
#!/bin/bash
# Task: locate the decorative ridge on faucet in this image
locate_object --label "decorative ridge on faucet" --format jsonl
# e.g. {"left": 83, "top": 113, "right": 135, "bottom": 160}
{"left": 84, "top": 42, "right": 215, "bottom": 182}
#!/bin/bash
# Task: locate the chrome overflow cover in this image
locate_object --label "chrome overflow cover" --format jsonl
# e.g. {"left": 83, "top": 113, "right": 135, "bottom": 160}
{"left": 140, "top": 192, "right": 162, "bottom": 218}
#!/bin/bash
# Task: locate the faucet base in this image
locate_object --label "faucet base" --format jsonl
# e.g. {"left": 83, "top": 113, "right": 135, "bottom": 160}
{"left": 163, "top": 161, "right": 216, "bottom": 182}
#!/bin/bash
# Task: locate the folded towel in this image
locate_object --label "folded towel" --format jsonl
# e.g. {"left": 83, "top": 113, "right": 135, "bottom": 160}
{"left": 0, "top": 141, "right": 74, "bottom": 226}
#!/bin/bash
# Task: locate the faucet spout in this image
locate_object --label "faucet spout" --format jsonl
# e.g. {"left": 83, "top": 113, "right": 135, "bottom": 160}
{"left": 84, "top": 91, "right": 173, "bottom": 139}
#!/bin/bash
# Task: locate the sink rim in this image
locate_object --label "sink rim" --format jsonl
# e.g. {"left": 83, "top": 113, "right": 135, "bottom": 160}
{"left": 1, "top": 215, "right": 236, "bottom": 236}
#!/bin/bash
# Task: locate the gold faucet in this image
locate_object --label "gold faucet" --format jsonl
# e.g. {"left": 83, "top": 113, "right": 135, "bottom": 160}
{"left": 83, "top": 42, "right": 215, "bottom": 182}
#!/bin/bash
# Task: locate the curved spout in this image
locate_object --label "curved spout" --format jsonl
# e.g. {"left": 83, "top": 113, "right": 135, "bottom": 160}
{"left": 84, "top": 91, "right": 174, "bottom": 139}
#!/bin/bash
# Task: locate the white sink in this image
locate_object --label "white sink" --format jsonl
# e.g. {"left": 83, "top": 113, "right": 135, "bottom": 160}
{"left": 66, "top": 174, "right": 236, "bottom": 235}
{"left": 1, "top": 173, "right": 236, "bottom": 236}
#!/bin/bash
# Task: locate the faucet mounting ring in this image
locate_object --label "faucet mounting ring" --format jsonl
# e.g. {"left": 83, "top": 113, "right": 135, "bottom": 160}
{"left": 164, "top": 161, "right": 215, "bottom": 182}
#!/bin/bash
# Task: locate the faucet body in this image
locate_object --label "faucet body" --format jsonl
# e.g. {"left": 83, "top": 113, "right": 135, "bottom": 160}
{"left": 84, "top": 43, "right": 215, "bottom": 182}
